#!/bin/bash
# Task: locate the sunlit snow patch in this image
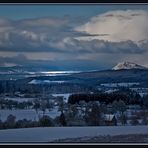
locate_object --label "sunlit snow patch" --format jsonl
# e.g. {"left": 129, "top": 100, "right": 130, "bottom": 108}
{"left": 28, "top": 80, "right": 66, "bottom": 84}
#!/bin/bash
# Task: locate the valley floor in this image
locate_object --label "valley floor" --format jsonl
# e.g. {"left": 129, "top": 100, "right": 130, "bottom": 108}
{"left": 0, "top": 125, "right": 148, "bottom": 143}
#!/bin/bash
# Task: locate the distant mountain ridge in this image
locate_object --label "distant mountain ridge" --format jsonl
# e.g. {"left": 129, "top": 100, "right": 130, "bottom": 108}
{"left": 112, "top": 61, "right": 147, "bottom": 70}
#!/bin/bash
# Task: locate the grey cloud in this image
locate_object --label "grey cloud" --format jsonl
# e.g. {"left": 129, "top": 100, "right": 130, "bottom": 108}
{"left": 0, "top": 16, "right": 91, "bottom": 52}
{"left": 0, "top": 54, "right": 27, "bottom": 64}
{"left": 103, "top": 11, "right": 142, "bottom": 19}
{"left": 63, "top": 38, "right": 145, "bottom": 54}
{"left": 0, "top": 14, "right": 147, "bottom": 54}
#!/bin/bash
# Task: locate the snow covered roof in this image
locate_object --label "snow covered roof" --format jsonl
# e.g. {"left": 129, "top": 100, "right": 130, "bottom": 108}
{"left": 104, "top": 114, "right": 116, "bottom": 121}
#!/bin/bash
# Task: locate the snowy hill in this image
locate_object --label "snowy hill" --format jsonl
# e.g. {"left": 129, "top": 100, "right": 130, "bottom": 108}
{"left": 0, "top": 126, "right": 148, "bottom": 142}
{"left": 112, "top": 61, "right": 147, "bottom": 70}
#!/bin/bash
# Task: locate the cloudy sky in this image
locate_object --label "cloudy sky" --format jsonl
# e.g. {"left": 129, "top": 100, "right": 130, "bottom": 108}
{"left": 0, "top": 4, "right": 148, "bottom": 71}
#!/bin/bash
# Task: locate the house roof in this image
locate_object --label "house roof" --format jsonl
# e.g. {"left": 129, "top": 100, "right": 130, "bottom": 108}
{"left": 104, "top": 114, "right": 115, "bottom": 121}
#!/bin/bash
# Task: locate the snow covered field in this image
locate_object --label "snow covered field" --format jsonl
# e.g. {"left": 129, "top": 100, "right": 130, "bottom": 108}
{"left": 100, "top": 82, "right": 139, "bottom": 87}
{"left": 0, "top": 108, "right": 60, "bottom": 121}
{"left": 0, "top": 125, "right": 147, "bottom": 142}
{"left": 2, "top": 97, "right": 34, "bottom": 102}
{"left": 130, "top": 88, "right": 148, "bottom": 97}
{"left": 52, "top": 93, "right": 71, "bottom": 102}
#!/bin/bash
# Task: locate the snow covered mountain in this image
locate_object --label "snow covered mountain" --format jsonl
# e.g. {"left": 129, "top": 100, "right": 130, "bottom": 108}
{"left": 112, "top": 61, "right": 147, "bottom": 70}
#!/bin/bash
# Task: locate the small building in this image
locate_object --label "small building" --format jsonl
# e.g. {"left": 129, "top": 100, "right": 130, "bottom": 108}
{"left": 103, "top": 114, "right": 117, "bottom": 126}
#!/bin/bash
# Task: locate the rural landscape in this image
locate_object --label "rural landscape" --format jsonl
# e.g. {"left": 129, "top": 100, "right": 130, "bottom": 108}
{"left": 0, "top": 4, "right": 148, "bottom": 143}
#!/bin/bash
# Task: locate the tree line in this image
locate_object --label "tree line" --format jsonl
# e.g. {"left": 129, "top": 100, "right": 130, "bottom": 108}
{"left": 68, "top": 91, "right": 144, "bottom": 106}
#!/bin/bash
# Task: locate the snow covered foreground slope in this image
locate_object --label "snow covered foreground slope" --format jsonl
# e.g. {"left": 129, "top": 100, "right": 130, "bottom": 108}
{"left": 0, "top": 126, "right": 148, "bottom": 142}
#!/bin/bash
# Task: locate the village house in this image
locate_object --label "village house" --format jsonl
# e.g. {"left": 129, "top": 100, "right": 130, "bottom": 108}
{"left": 103, "top": 114, "right": 117, "bottom": 126}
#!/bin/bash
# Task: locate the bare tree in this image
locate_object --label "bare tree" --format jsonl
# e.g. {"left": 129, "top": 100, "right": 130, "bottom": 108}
{"left": 40, "top": 99, "right": 47, "bottom": 116}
